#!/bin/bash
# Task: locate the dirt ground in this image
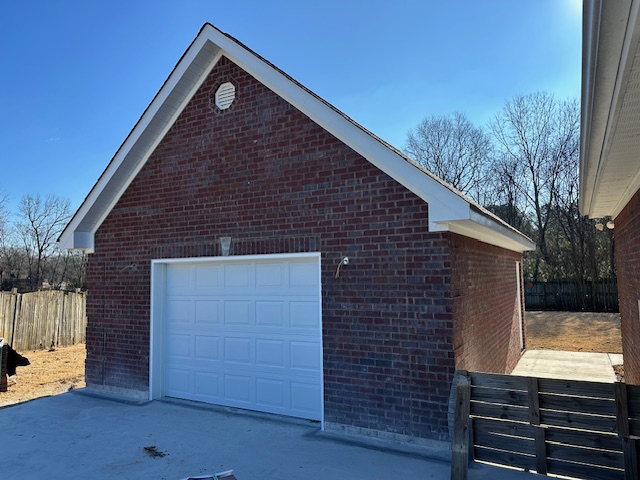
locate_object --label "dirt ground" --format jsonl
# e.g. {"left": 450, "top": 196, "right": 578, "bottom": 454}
{"left": 525, "top": 311, "right": 622, "bottom": 353}
{"left": 0, "top": 343, "right": 86, "bottom": 407}
{"left": 0, "top": 311, "right": 624, "bottom": 407}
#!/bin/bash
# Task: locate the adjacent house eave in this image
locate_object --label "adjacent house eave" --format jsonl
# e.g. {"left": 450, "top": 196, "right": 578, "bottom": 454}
{"left": 580, "top": 0, "right": 640, "bottom": 218}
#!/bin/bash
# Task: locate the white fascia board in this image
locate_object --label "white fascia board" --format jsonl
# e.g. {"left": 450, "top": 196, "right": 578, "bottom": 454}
{"left": 59, "top": 34, "right": 221, "bottom": 250}
{"left": 443, "top": 216, "right": 536, "bottom": 253}
{"left": 579, "top": 0, "right": 603, "bottom": 215}
{"left": 580, "top": 0, "right": 639, "bottom": 217}
{"left": 470, "top": 209, "right": 536, "bottom": 251}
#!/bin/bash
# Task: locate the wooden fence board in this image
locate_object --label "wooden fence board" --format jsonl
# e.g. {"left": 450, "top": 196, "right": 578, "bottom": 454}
{"left": 538, "top": 377, "right": 616, "bottom": 399}
{"left": 546, "top": 443, "right": 624, "bottom": 469}
{"left": 470, "top": 401, "right": 529, "bottom": 422}
{"left": 534, "top": 426, "right": 547, "bottom": 475}
{"left": 474, "top": 446, "right": 537, "bottom": 471}
{"left": 628, "top": 419, "right": 640, "bottom": 438}
{"left": 546, "top": 459, "right": 624, "bottom": 480}
{"left": 457, "top": 370, "right": 640, "bottom": 479}
{"left": 473, "top": 417, "right": 535, "bottom": 438}
{"left": 469, "top": 372, "right": 528, "bottom": 391}
{"left": 470, "top": 386, "right": 529, "bottom": 406}
{"left": 545, "top": 427, "right": 623, "bottom": 452}
{"left": 539, "top": 408, "right": 618, "bottom": 433}
{"left": 627, "top": 389, "right": 640, "bottom": 419}
{"left": 451, "top": 372, "right": 471, "bottom": 480}
{"left": 0, "top": 291, "right": 86, "bottom": 351}
{"left": 539, "top": 393, "right": 616, "bottom": 416}
{"left": 473, "top": 429, "right": 535, "bottom": 455}
{"left": 623, "top": 438, "right": 639, "bottom": 480}
{"left": 529, "top": 377, "right": 541, "bottom": 425}
{"left": 0, "top": 293, "right": 17, "bottom": 344}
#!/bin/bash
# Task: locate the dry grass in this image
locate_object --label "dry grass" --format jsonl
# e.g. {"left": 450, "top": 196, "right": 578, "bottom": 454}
{"left": 525, "top": 311, "right": 622, "bottom": 353}
{"left": 0, "top": 343, "right": 86, "bottom": 407}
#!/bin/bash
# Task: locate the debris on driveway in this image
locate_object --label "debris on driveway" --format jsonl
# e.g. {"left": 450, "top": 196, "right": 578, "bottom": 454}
{"left": 143, "top": 445, "right": 168, "bottom": 458}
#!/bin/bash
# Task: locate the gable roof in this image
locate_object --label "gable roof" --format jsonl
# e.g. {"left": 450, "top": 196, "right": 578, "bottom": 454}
{"left": 59, "top": 23, "right": 535, "bottom": 253}
{"left": 580, "top": 0, "right": 640, "bottom": 218}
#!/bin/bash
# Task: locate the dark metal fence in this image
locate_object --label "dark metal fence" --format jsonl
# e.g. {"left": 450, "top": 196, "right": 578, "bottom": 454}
{"left": 524, "top": 279, "right": 618, "bottom": 312}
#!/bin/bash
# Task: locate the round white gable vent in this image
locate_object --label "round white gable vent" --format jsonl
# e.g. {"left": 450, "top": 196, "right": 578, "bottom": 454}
{"left": 215, "top": 82, "right": 236, "bottom": 110}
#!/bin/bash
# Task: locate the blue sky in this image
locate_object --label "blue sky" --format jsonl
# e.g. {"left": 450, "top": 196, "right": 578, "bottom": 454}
{"left": 0, "top": 0, "right": 582, "bottom": 218}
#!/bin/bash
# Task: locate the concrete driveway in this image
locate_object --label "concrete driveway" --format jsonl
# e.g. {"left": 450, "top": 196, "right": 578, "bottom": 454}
{"left": 512, "top": 349, "right": 622, "bottom": 382}
{"left": 0, "top": 390, "right": 534, "bottom": 480}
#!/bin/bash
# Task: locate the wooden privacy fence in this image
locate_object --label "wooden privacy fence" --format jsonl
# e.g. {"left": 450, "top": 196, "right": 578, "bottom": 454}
{"left": 524, "top": 279, "right": 619, "bottom": 312}
{"left": 0, "top": 290, "right": 87, "bottom": 351}
{"left": 452, "top": 371, "right": 640, "bottom": 480}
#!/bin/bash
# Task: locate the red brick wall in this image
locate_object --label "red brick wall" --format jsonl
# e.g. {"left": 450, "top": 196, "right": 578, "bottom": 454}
{"left": 86, "top": 56, "right": 456, "bottom": 441}
{"left": 614, "top": 189, "right": 640, "bottom": 385}
{"left": 449, "top": 233, "right": 524, "bottom": 373}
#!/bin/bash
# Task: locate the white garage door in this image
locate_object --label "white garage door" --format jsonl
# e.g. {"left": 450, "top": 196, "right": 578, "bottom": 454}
{"left": 162, "top": 255, "right": 322, "bottom": 420}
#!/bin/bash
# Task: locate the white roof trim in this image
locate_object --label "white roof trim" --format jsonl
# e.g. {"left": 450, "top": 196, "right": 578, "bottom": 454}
{"left": 580, "top": 0, "right": 640, "bottom": 218}
{"left": 60, "top": 23, "right": 534, "bottom": 253}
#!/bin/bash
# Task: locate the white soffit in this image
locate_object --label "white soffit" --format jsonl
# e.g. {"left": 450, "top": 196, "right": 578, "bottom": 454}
{"left": 59, "top": 23, "right": 534, "bottom": 253}
{"left": 581, "top": 0, "right": 640, "bottom": 218}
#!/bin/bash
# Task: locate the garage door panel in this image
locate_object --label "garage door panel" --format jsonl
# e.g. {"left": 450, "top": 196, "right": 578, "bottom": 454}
{"left": 167, "top": 264, "right": 192, "bottom": 292}
{"left": 256, "top": 263, "right": 284, "bottom": 287}
{"left": 195, "top": 264, "right": 221, "bottom": 289}
{"left": 224, "top": 337, "right": 252, "bottom": 364}
{"left": 224, "top": 264, "right": 252, "bottom": 287}
{"left": 225, "top": 374, "right": 252, "bottom": 403}
{"left": 167, "top": 334, "right": 191, "bottom": 359}
{"left": 255, "top": 300, "right": 285, "bottom": 326}
{"left": 163, "top": 256, "right": 322, "bottom": 420}
{"left": 167, "top": 300, "right": 191, "bottom": 324}
{"left": 291, "top": 382, "right": 321, "bottom": 414}
{"left": 194, "top": 335, "right": 220, "bottom": 360}
{"left": 290, "top": 261, "right": 319, "bottom": 287}
{"left": 256, "top": 339, "right": 285, "bottom": 367}
{"left": 256, "top": 378, "right": 285, "bottom": 407}
{"left": 166, "top": 367, "right": 193, "bottom": 395}
{"left": 290, "top": 301, "right": 319, "bottom": 328}
{"left": 224, "top": 301, "right": 252, "bottom": 325}
{"left": 195, "top": 300, "right": 220, "bottom": 324}
{"left": 195, "top": 372, "right": 221, "bottom": 397}
{"left": 290, "top": 341, "right": 321, "bottom": 371}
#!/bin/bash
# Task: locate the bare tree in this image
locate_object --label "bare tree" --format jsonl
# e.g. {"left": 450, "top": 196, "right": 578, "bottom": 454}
{"left": 0, "top": 188, "right": 18, "bottom": 289}
{"left": 48, "top": 249, "right": 87, "bottom": 290}
{"left": 405, "top": 112, "right": 494, "bottom": 203}
{"left": 16, "top": 194, "right": 71, "bottom": 291}
{"left": 490, "top": 92, "right": 580, "bottom": 280}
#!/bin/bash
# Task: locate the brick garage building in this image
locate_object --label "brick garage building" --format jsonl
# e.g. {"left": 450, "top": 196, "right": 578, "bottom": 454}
{"left": 581, "top": 1, "right": 640, "bottom": 385}
{"left": 60, "top": 24, "right": 534, "bottom": 446}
